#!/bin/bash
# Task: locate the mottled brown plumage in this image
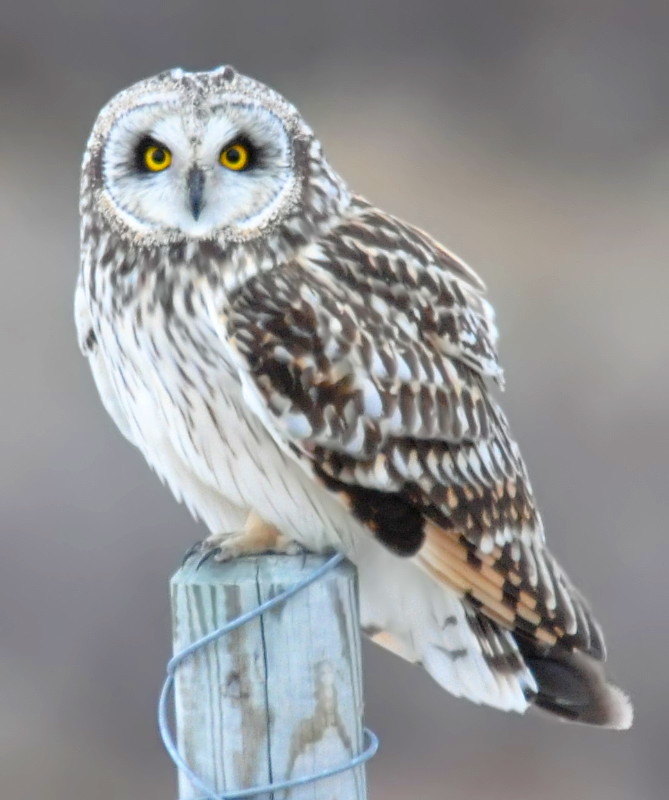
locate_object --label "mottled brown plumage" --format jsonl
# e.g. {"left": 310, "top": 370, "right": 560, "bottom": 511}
{"left": 224, "top": 200, "right": 605, "bottom": 661}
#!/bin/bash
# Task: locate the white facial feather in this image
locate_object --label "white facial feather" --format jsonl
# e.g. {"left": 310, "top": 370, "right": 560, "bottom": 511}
{"left": 100, "top": 86, "right": 299, "bottom": 239}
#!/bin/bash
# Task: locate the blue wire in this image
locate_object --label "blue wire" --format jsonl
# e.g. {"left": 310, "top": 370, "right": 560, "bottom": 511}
{"left": 158, "top": 552, "right": 379, "bottom": 799}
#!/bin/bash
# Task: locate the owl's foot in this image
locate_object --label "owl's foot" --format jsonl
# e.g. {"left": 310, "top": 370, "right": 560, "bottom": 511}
{"left": 188, "top": 512, "right": 304, "bottom": 568}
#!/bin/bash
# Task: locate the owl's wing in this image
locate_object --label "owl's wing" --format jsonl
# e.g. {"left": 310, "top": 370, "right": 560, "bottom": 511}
{"left": 218, "top": 202, "right": 603, "bottom": 661}
{"left": 75, "top": 276, "right": 136, "bottom": 444}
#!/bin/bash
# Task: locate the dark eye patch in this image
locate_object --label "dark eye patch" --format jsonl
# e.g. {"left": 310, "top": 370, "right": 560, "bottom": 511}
{"left": 221, "top": 133, "right": 264, "bottom": 171}
{"left": 133, "top": 135, "right": 169, "bottom": 173}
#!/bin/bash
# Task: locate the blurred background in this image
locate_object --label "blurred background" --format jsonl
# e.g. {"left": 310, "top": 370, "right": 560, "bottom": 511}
{"left": 2, "top": 2, "right": 668, "bottom": 798}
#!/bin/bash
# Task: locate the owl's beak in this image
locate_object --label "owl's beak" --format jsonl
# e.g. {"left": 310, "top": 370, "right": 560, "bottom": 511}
{"left": 187, "top": 167, "right": 205, "bottom": 220}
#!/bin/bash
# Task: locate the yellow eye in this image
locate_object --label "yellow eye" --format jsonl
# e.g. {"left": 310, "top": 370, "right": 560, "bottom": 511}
{"left": 219, "top": 143, "right": 249, "bottom": 171}
{"left": 144, "top": 144, "right": 172, "bottom": 172}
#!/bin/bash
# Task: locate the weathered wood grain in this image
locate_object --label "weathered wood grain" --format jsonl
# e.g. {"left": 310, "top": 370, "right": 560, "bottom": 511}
{"left": 171, "top": 553, "right": 367, "bottom": 799}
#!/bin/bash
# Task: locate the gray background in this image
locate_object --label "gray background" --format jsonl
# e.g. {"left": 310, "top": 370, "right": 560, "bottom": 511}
{"left": 2, "top": 2, "right": 667, "bottom": 798}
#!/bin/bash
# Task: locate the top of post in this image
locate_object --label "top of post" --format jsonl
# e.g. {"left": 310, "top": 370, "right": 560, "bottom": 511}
{"left": 173, "top": 552, "right": 357, "bottom": 587}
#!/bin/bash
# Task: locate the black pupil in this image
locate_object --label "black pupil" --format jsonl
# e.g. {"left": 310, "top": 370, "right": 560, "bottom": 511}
{"left": 226, "top": 147, "right": 241, "bottom": 163}
{"left": 151, "top": 148, "right": 166, "bottom": 164}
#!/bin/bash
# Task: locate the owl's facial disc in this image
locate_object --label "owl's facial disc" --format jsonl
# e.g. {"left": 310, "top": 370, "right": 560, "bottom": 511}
{"left": 100, "top": 95, "right": 299, "bottom": 239}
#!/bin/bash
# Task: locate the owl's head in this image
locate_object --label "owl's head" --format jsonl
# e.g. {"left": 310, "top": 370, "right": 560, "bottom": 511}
{"left": 82, "top": 67, "right": 345, "bottom": 244}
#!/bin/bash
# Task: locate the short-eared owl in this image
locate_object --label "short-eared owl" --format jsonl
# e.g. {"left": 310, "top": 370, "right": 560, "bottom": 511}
{"left": 76, "top": 66, "right": 632, "bottom": 728}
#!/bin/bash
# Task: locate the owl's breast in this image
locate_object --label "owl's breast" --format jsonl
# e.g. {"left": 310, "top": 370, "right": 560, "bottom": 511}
{"left": 94, "top": 280, "right": 259, "bottom": 498}
{"left": 85, "top": 271, "right": 349, "bottom": 550}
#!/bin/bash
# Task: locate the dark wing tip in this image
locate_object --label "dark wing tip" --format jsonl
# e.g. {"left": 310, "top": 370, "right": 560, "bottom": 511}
{"left": 518, "top": 639, "right": 633, "bottom": 729}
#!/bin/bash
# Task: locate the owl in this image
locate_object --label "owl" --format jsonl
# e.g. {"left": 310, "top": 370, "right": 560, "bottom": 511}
{"left": 76, "top": 66, "right": 632, "bottom": 728}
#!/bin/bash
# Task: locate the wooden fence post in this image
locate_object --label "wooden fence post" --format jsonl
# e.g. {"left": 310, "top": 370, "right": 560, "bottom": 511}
{"left": 170, "top": 553, "right": 368, "bottom": 799}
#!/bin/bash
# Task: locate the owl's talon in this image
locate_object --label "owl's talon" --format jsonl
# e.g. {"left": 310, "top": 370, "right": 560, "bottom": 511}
{"left": 188, "top": 524, "right": 306, "bottom": 567}
{"left": 196, "top": 547, "right": 223, "bottom": 570}
{"left": 182, "top": 540, "right": 205, "bottom": 565}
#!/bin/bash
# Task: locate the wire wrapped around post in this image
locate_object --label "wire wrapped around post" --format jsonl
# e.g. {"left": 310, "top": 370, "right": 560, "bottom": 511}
{"left": 159, "top": 551, "right": 379, "bottom": 799}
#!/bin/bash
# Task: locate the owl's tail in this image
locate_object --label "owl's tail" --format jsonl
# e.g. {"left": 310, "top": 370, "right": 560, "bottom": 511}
{"left": 354, "top": 538, "right": 632, "bottom": 726}
{"left": 418, "top": 596, "right": 633, "bottom": 728}
{"left": 514, "top": 635, "right": 633, "bottom": 729}
{"left": 418, "top": 600, "right": 633, "bottom": 728}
